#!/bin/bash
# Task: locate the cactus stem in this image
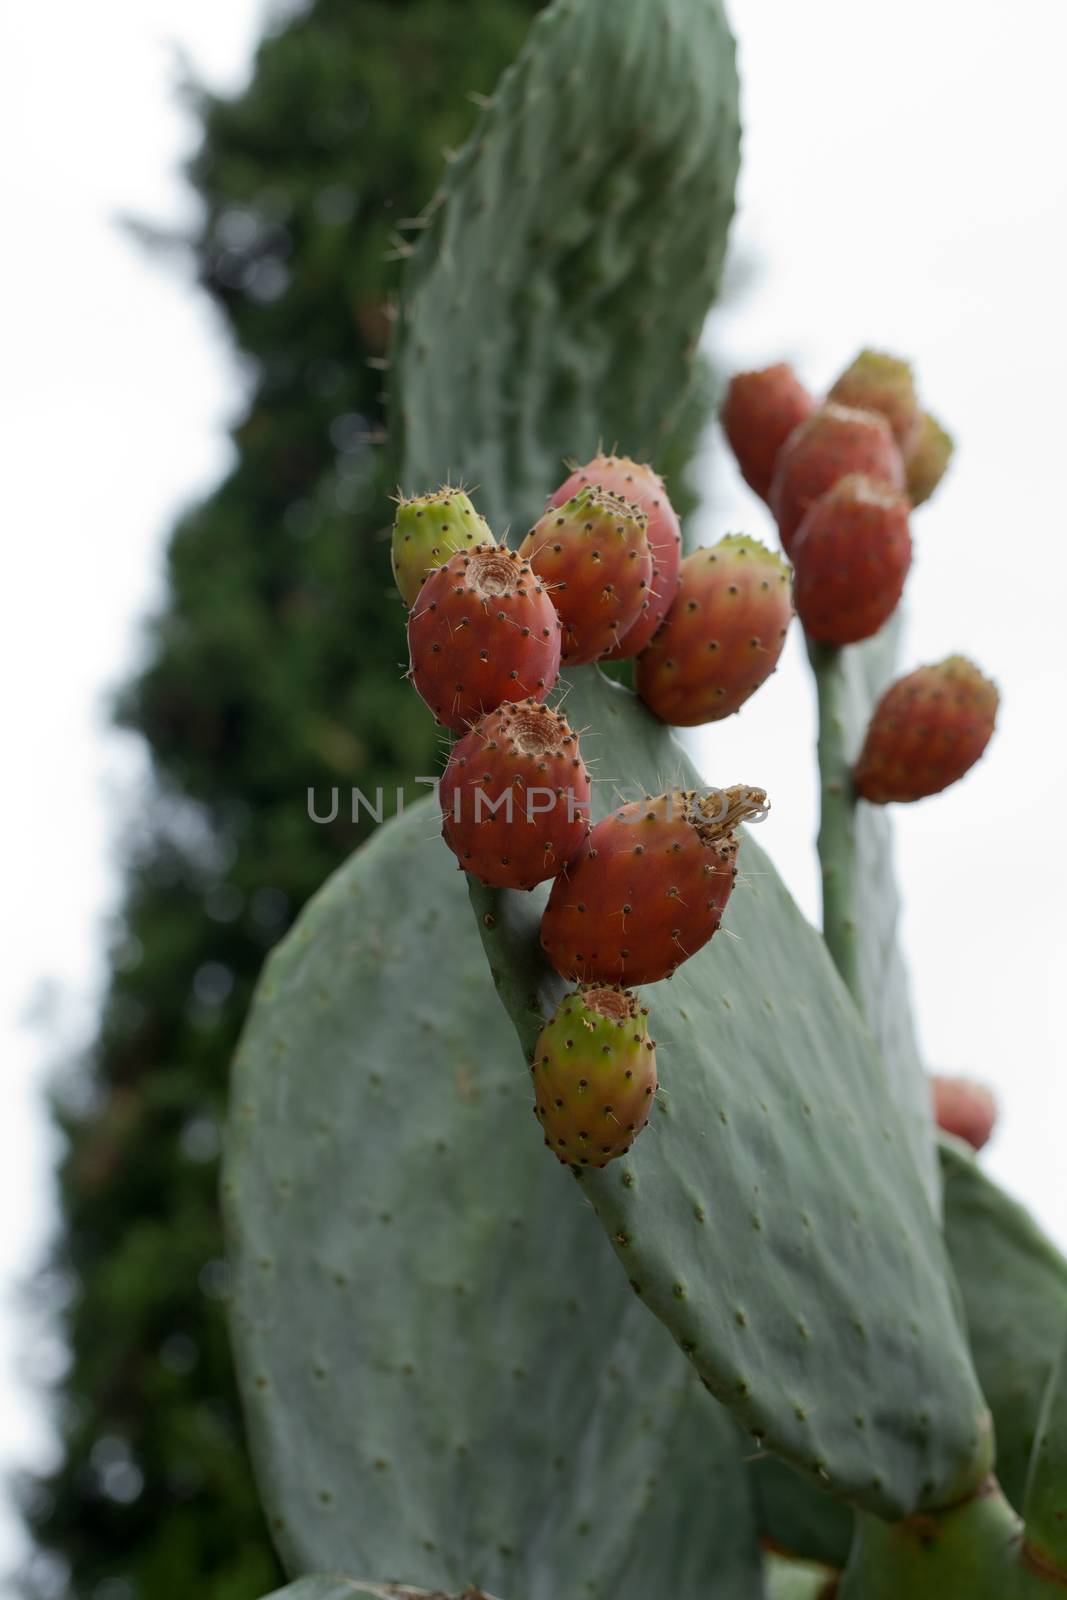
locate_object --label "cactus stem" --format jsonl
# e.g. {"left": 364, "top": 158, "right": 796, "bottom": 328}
{"left": 809, "top": 642, "right": 862, "bottom": 1007}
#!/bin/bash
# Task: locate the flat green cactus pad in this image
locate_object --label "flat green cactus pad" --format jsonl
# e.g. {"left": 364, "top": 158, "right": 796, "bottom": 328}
{"left": 941, "top": 1143, "right": 1067, "bottom": 1509}
{"left": 226, "top": 799, "right": 761, "bottom": 1597}
{"left": 394, "top": 0, "right": 740, "bottom": 534}
{"left": 1024, "top": 1321, "right": 1067, "bottom": 1573}
{"left": 470, "top": 665, "right": 990, "bottom": 1520}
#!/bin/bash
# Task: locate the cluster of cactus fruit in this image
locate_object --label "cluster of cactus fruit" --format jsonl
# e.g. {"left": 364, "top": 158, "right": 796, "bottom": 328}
{"left": 724, "top": 349, "right": 997, "bottom": 797}
{"left": 223, "top": 5, "right": 1067, "bottom": 1597}
{"left": 395, "top": 461, "right": 780, "bottom": 1166}
{"left": 392, "top": 341, "right": 999, "bottom": 1173}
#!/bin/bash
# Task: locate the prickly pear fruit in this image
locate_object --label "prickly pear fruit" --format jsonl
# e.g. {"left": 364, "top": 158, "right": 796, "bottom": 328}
{"left": 439, "top": 699, "right": 591, "bottom": 890}
{"left": 540, "top": 785, "right": 768, "bottom": 986}
{"left": 518, "top": 486, "right": 652, "bottom": 664}
{"left": 828, "top": 348, "right": 920, "bottom": 452}
{"left": 792, "top": 475, "right": 912, "bottom": 646}
{"left": 721, "top": 362, "right": 816, "bottom": 501}
{"left": 770, "top": 402, "right": 906, "bottom": 555}
{"left": 852, "top": 656, "right": 999, "bottom": 804}
{"left": 407, "top": 544, "right": 562, "bottom": 733}
{"left": 391, "top": 487, "right": 494, "bottom": 606}
{"left": 531, "top": 985, "right": 657, "bottom": 1168}
{"left": 905, "top": 410, "right": 955, "bottom": 506}
{"left": 635, "top": 535, "right": 792, "bottom": 726}
{"left": 932, "top": 1076, "right": 998, "bottom": 1152}
{"left": 549, "top": 454, "right": 681, "bottom": 657}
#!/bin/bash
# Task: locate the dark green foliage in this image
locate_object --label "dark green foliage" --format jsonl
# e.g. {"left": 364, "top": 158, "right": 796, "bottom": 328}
{"left": 263, "top": 1585, "right": 501, "bottom": 1600}
{"left": 20, "top": 4, "right": 543, "bottom": 1596}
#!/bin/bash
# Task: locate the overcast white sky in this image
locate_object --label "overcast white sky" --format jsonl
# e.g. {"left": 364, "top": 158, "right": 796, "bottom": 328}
{"left": 1, "top": 0, "right": 1065, "bottom": 1587}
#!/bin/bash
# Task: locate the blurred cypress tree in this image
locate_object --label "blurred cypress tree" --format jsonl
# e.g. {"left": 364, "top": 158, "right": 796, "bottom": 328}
{"left": 17, "top": 4, "right": 543, "bottom": 1596}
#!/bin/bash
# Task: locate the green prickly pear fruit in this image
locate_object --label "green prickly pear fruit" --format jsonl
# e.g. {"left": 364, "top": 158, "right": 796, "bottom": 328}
{"left": 905, "top": 410, "right": 955, "bottom": 506}
{"left": 392, "top": 487, "right": 494, "bottom": 606}
{"left": 519, "top": 485, "right": 652, "bottom": 664}
{"left": 531, "top": 985, "right": 658, "bottom": 1169}
{"left": 828, "top": 348, "right": 920, "bottom": 452}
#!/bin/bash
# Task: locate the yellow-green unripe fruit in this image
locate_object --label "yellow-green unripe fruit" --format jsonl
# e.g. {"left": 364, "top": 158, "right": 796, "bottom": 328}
{"left": 531, "top": 985, "right": 657, "bottom": 1169}
{"left": 904, "top": 410, "right": 955, "bottom": 507}
{"left": 391, "top": 487, "right": 494, "bottom": 606}
{"left": 828, "top": 348, "right": 919, "bottom": 452}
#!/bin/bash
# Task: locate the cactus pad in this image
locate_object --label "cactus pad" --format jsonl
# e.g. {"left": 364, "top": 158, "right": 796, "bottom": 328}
{"left": 941, "top": 1143, "right": 1067, "bottom": 1510}
{"left": 469, "top": 664, "right": 991, "bottom": 1518}
{"left": 226, "top": 800, "right": 762, "bottom": 1595}
{"left": 394, "top": 0, "right": 741, "bottom": 534}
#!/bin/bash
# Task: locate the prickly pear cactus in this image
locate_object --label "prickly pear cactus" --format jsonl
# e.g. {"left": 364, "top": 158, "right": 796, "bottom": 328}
{"left": 226, "top": 805, "right": 762, "bottom": 1596}
{"left": 466, "top": 665, "right": 991, "bottom": 1518}
{"left": 392, "top": 0, "right": 740, "bottom": 533}
{"left": 224, "top": 0, "right": 1067, "bottom": 1594}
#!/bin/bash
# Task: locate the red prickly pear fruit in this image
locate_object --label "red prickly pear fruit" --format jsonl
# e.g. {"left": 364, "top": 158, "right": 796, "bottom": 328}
{"left": 518, "top": 485, "right": 652, "bottom": 664}
{"left": 407, "top": 544, "right": 562, "bottom": 733}
{"left": 852, "top": 656, "right": 999, "bottom": 804}
{"left": 932, "top": 1076, "right": 998, "bottom": 1152}
{"left": 792, "top": 475, "right": 912, "bottom": 646}
{"left": 391, "top": 487, "right": 494, "bottom": 607}
{"left": 827, "top": 348, "right": 920, "bottom": 452}
{"left": 438, "top": 699, "right": 591, "bottom": 890}
{"left": 532, "top": 985, "right": 658, "bottom": 1168}
{"left": 770, "top": 402, "right": 906, "bottom": 555}
{"left": 540, "top": 785, "right": 768, "bottom": 986}
{"left": 721, "top": 362, "right": 816, "bottom": 501}
{"left": 635, "top": 535, "right": 792, "bottom": 726}
{"left": 905, "top": 410, "right": 955, "bottom": 507}
{"left": 548, "top": 454, "right": 682, "bottom": 657}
